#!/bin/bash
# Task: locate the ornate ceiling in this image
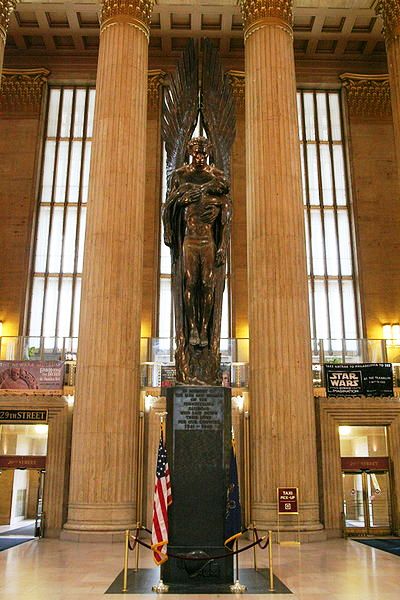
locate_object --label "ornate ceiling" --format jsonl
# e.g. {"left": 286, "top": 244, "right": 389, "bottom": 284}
{"left": 6, "top": 0, "right": 384, "bottom": 62}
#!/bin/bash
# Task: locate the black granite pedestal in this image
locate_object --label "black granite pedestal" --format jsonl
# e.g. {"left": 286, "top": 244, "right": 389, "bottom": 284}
{"left": 161, "top": 386, "right": 233, "bottom": 586}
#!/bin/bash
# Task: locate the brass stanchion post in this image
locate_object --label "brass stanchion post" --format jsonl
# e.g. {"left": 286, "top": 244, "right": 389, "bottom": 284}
{"left": 229, "top": 538, "right": 247, "bottom": 593}
{"left": 268, "top": 530, "right": 274, "bottom": 592}
{"left": 122, "top": 529, "right": 130, "bottom": 593}
{"left": 134, "top": 522, "right": 140, "bottom": 572}
{"left": 252, "top": 522, "right": 258, "bottom": 571}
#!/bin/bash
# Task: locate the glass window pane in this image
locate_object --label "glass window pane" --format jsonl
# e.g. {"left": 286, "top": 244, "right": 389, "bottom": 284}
{"left": 314, "top": 280, "right": 329, "bottom": 339}
{"left": 54, "top": 141, "right": 69, "bottom": 203}
{"left": 304, "top": 211, "right": 311, "bottom": 275}
{"left": 324, "top": 211, "right": 339, "bottom": 276}
{"left": 73, "top": 89, "right": 86, "bottom": 138}
{"left": 308, "top": 281, "right": 315, "bottom": 339}
{"left": 34, "top": 206, "right": 51, "bottom": 272}
{"left": 342, "top": 280, "right": 358, "bottom": 339}
{"left": 332, "top": 146, "right": 347, "bottom": 206}
{"left": 86, "top": 89, "right": 96, "bottom": 138}
{"left": 320, "top": 145, "right": 333, "bottom": 206}
{"left": 317, "top": 93, "right": 329, "bottom": 141}
{"left": 43, "top": 277, "right": 59, "bottom": 337}
{"left": 72, "top": 278, "right": 82, "bottom": 337}
{"left": 297, "top": 92, "right": 303, "bottom": 141}
{"left": 67, "top": 141, "right": 83, "bottom": 202}
{"left": 337, "top": 211, "right": 353, "bottom": 276}
{"left": 159, "top": 278, "right": 172, "bottom": 338}
{"left": 306, "top": 144, "right": 319, "bottom": 205}
{"left": 77, "top": 207, "right": 87, "bottom": 273}
{"left": 60, "top": 89, "right": 73, "bottom": 138}
{"left": 300, "top": 145, "right": 307, "bottom": 205}
{"left": 48, "top": 207, "right": 64, "bottom": 273}
{"left": 221, "top": 281, "right": 229, "bottom": 340}
{"left": 29, "top": 277, "right": 45, "bottom": 336}
{"left": 82, "top": 141, "right": 91, "bottom": 203}
{"left": 40, "top": 141, "right": 56, "bottom": 202}
{"left": 329, "top": 93, "right": 342, "bottom": 141}
{"left": 328, "top": 280, "right": 343, "bottom": 340}
{"left": 62, "top": 207, "right": 78, "bottom": 273}
{"left": 47, "top": 89, "right": 61, "bottom": 137}
{"left": 310, "top": 209, "right": 325, "bottom": 275}
{"left": 304, "top": 92, "right": 315, "bottom": 141}
{"left": 58, "top": 277, "right": 73, "bottom": 337}
{"left": 160, "top": 222, "right": 171, "bottom": 275}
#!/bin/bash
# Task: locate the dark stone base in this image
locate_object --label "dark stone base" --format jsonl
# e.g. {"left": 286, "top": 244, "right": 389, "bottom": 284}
{"left": 105, "top": 568, "right": 292, "bottom": 594}
{"left": 161, "top": 545, "right": 233, "bottom": 584}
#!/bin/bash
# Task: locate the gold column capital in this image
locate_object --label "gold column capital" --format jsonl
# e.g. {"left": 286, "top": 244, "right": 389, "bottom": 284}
{"left": 0, "top": 0, "right": 17, "bottom": 44}
{"left": 147, "top": 69, "right": 166, "bottom": 111}
{"left": 100, "top": 0, "right": 154, "bottom": 40}
{"left": 376, "top": 0, "right": 400, "bottom": 45}
{"left": 240, "top": 0, "right": 293, "bottom": 41}
{"left": 0, "top": 67, "right": 50, "bottom": 114}
{"left": 226, "top": 70, "right": 245, "bottom": 112}
{"left": 340, "top": 73, "right": 391, "bottom": 118}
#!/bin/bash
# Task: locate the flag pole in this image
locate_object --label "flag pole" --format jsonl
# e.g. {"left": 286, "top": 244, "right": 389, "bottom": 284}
{"left": 151, "top": 412, "right": 169, "bottom": 594}
{"left": 229, "top": 429, "right": 247, "bottom": 593}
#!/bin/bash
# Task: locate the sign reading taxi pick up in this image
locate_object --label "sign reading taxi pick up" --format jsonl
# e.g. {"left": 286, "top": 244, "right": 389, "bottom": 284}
{"left": 324, "top": 363, "right": 393, "bottom": 397}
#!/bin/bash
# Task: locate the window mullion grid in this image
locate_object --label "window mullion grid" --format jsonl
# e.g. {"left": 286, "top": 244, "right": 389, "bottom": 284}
{"left": 40, "top": 87, "right": 65, "bottom": 339}
{"left": 326, "top": 92, "right": 346, "bottom": 350}
{"left": 54, "top": 88, "right": 77, "bottom": 348}
{"left": 312, "top": 91, "right": 332, "bottom": 350}
{"left": 300, "top": 91, "right": 317, "bottom": 348}
{"left": 70, "top": 87, "right": 91, "bottom": 340}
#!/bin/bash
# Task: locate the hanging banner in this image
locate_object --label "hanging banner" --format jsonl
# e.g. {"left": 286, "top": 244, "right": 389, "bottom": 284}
{"left": 324, "top": 363, "right": 393, "bottom": 397}
{"left": 0, "top": 361, "right": 65, "bottom": 391}
{"left": 277, "top": 487, "right": 298, "bottom": 514}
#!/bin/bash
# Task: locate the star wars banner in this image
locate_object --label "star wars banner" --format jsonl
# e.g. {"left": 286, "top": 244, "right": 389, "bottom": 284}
{"left": 0, "top": 361, "right": 65, "bottom": 391}
{"left": 324, "top": 363, "right": 393, "bottom": 397}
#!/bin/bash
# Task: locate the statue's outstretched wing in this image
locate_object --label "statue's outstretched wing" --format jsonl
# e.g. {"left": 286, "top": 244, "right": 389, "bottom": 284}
{"left": 201, "top": 38, "right": 236, "bottom": 179}
{"left": 161, "top": 39, "right": 199, "bottom": 188}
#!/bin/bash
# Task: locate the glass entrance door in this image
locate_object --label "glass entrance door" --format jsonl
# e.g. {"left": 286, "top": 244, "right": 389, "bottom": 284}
{"left": 343, "top": 471, "right": 392, "bottom": 535}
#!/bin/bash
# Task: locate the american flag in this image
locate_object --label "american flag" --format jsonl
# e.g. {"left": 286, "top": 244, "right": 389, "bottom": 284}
{"left": 151, "top": 428, "right": 172, "bottom": 565}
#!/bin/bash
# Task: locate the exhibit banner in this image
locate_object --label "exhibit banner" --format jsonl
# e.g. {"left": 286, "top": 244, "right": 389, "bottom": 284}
{"left": 277, "top": 487, "right": 298, "bottom": 514}
{"left": 324, "top": 363, "right": 393, "bottom": 397}
{"left": 160, "top": 365, "right": 176, "bottom": 389}
{"left": 0, "top": 360, "right": 65, "bottom": 391}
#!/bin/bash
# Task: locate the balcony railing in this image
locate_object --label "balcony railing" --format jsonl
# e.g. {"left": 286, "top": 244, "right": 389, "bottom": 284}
{"left": 0, "top": 336, "right": 399, "bottom": 389}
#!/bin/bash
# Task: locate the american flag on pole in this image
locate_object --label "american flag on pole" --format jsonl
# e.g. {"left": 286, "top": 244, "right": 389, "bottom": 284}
{"left": 151, "top": 425, "right": 172, "bottom": 565}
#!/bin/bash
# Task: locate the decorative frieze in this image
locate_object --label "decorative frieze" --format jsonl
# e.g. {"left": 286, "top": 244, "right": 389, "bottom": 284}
{"left": 240, "top": 0, "right": 293, "bottom": 40}
{"left": 147, "top": 69, "right": 166, "bottom": 111}
{"left": 0, "top": 0, "right": 16, "bottom": 44}
{"left": 100, "top": 0, "right": 153, "bottom": 39}
{"left": 0, "top": 68, "right": 50, "bottom": 114}
{"left": 340, "top": 73, "right": 391, "bottom": 118}
{"left": 226, "top": 70, "right": 245, "bottom": 112}
{"left": 376, "top": 0, "right": 400, "bottom": 45}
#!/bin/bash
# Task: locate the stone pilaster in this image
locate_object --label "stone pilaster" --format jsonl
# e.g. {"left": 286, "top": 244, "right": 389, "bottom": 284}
{"left": 0, "top": 68, "right": 49, "bottom": 114}
{"left": 376, "top": 1, "right": 400, "bottom": 163}
{"left": 240, "top": 0, "right": 322, "bottom": 535}
{"left": 63, "top": 0, "right": 153, "bottom": 540}
{"left": 340, "top": 73, "right": 391, "bottom": 118}
{"left": 0, "top": 0, "right": 16, "bottom": 77}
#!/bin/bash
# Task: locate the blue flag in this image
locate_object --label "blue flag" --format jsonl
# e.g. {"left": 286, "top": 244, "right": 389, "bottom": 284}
{"left": 224, "top": 440, "right": 242, "bottom": 547}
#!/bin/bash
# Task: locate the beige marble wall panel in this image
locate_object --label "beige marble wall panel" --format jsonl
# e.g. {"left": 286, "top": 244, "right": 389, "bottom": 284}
{"left": 64, "top": 17, "right": 150, "bottom": 537}
{"left": 245, "top": 22, "right": 321, "bottom": 532}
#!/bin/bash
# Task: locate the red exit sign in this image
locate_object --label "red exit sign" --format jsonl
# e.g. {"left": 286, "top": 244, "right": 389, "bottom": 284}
{"left": 277, "top": 487, "right": 298, "bottom": 514}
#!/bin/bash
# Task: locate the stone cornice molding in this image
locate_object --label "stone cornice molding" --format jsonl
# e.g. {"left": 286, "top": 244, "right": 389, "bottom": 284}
{"left": 376, "top": 0, "right": 400, "bottom": 45}
{"left": 0, "top": 68, "right": 50, "bottom": 114}
{"left": 226, "top": 70, "right": 245, "bottom": 112}
{"left": 0, "top": 0, "right": 17, "bottom": 44}
{"left": 340, "top": 73, "right": 391, "bottom": 118}
{"left": 100, "top": 0, "right": 153, "bottom": 40}
{"left": 147, "top": 69, "right": 166, "bottom": 111}
{"left": 240, "top": 0, "right": 293, "bottom": 41}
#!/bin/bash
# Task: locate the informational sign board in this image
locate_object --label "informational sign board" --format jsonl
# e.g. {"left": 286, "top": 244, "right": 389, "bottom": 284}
{"left": 0, "top": 361, "right": 65, "bottom": 391}
{"left": 0, "top": 455, "right": 46, "bottom": 470}
{"left": 277, "top": 487, "right": 298, "bottom": 514}
{"left": 324, "top": 363, "right": 393, "bottom": 397}
{"left": 341, "top": 456, "right": 389, "bottom": 471}
{"left": 160, "top": 365, "right": 176, "bottom": 389}
{"left": 0, "top": 409, "right": 48, "bottom": 423}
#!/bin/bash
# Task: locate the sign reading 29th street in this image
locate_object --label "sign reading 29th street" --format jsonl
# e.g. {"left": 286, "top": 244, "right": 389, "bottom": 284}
{"left": 324, "top": 363, "right": 393, "bottom": 397}
{"left": 0, "top": 409, "right": 48, "bottom": 423}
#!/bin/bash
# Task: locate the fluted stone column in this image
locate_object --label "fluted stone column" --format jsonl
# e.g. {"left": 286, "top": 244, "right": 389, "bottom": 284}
{"left": 0, "top": 0, "right": 16, "bottom": 78}
{"left": 240, "top": 0, "right": 322, "bottom": 535}
{"left": 376, "top": 1, "right": 400, "bottom": 168}
{"left": 63, "top": 0, "right": 153, "bottom": 540}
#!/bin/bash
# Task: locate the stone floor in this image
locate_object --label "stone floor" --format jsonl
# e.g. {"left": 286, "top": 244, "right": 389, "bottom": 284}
{"left": 0, "top": 536, "right": 399, "bottom": 599}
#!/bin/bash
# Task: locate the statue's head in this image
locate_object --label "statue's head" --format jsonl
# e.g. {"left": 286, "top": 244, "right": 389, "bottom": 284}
{"left": 188, "top": 137, "right": 211, "bottom": 170}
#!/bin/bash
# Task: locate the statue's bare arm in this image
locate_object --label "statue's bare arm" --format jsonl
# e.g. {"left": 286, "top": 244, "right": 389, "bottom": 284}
{"left": 215, "top": 196, "right": 232, "bottom": 266}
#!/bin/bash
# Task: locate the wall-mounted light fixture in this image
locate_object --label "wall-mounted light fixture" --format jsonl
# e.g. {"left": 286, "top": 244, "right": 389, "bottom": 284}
{"left": 382, "top": 323, "right": 400, "bottom": 345}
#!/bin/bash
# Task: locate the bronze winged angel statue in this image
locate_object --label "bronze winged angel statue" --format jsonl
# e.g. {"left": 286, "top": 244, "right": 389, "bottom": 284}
{"left": 162, "top": 39, "right": 236, "bottom": 385}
